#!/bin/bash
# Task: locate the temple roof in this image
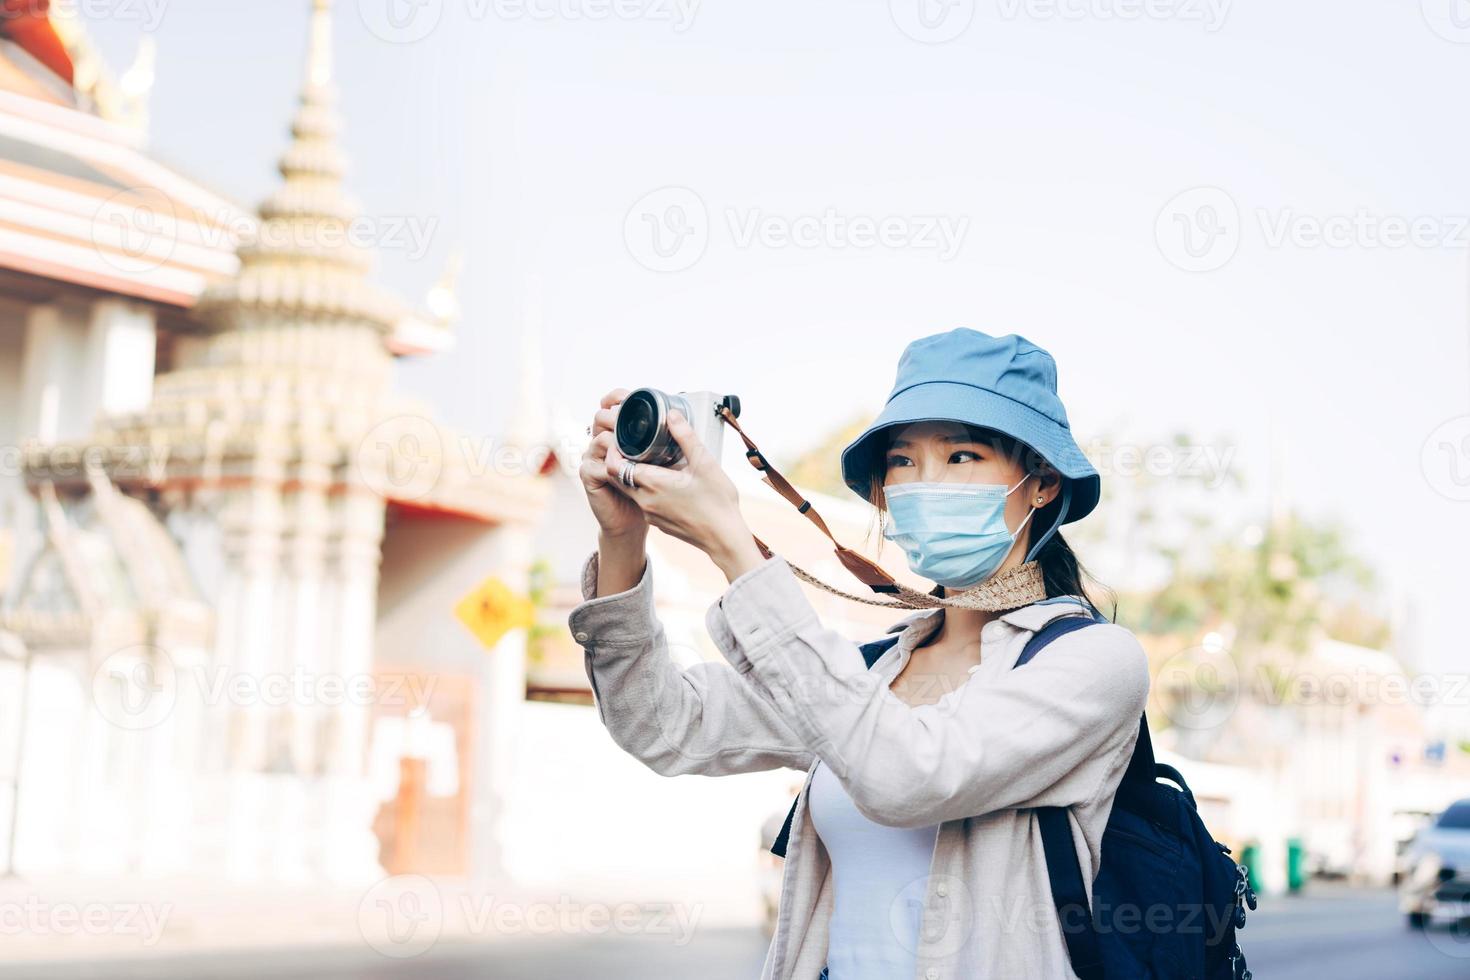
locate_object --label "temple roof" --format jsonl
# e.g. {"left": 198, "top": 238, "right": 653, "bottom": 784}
{"left": 0, "top": 84, "right": 246, "bottom": 306}
{"left": 2, "top": 474, "right": 211, "bottom": 650}
{"left": 0, "top": 1, "right": 73, "bottom": 89}
{"left": 0, "top": 0, "right": 453, "bottom": 355}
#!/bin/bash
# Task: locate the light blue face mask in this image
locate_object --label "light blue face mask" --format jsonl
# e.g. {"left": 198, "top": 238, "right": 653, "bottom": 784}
{"left": 881, "top": 476, "right": 1037, "bottom": 589}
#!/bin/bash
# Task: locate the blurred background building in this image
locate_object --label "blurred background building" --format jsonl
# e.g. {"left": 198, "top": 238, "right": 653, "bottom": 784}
{"left": 0, "top": 0, "right": 549, "bottom": 896}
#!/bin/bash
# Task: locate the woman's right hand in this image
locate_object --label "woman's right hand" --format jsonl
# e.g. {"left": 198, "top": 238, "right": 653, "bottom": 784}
{"left": 580, "top": 388, "right": 648, "bottom": 542}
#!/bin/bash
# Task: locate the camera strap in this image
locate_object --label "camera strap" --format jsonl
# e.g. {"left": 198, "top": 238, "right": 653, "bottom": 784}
{"left": 715, "top": 407, "right": 1048, "bottom": 612}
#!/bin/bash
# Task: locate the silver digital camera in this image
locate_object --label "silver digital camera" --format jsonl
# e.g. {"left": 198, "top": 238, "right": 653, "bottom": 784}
{"left": 615, "top": 388, "right": 741, "bottom": 468}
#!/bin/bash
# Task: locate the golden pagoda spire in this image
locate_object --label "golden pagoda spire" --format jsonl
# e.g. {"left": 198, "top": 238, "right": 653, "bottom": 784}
{"left": 195, "top": 0, "right": 402, "bottom": 334}
{"left": 308, "top": 0, "right": 334, "bottom": 90}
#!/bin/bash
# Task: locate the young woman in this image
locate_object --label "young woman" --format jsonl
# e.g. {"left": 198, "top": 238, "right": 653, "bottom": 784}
{"left": 568, "top": 328, "right": 1150, "bottom": 980}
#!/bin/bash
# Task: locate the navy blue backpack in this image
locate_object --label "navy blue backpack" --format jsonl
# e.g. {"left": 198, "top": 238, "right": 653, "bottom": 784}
{"left": 770, "top": 612, "right": 1257, "bottom": 980}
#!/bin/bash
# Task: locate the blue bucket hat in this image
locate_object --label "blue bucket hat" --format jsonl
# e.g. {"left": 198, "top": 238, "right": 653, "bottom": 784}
{"left": 840, "top": 328, "right": 1100, "bottom": 535}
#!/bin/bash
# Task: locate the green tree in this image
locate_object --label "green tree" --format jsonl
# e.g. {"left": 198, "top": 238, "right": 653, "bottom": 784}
{"left": 1120, "top": 513, "right": 1388, "bottom": 655}
{"left": 780, "top": 415, "right": 872, "bottom": 500}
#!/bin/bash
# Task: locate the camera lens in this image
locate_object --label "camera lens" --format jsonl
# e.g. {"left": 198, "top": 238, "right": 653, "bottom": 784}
{"left": 616, "top": 388, "right": 688, "bottom": 466}
{"left": 616, "top": 390, "right": 660, "bottom": 458}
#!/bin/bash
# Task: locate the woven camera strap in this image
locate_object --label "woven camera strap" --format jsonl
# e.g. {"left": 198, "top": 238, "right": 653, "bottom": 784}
{"left": 715, "top": 406, "right": 1047, "bottom": 612}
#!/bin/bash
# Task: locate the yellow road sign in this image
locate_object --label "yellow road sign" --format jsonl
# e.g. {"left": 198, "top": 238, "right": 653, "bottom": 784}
{"left": 454, "top": 575, "right": 535, "bottom": 650}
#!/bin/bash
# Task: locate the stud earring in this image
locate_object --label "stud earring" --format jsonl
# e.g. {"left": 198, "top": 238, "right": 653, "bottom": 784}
{"left": 1035, "top": 496, "right": 1044, "bottom": 505}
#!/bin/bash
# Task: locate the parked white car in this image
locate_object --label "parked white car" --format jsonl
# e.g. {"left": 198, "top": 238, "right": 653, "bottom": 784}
{"left": 1399, "top": 799, "right": 1470, "bottom": 929}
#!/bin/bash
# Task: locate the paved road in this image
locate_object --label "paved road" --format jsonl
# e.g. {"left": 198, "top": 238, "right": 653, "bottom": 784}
{"left": 1236, "top": 885, "right": 1470, "bottom": 979}
{"left": 3, "top": 886, "right": 1467, "bottom": 979}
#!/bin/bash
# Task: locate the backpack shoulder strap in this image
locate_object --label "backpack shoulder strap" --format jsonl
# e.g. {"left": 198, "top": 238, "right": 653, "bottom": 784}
{"left": 769, "top": 632, "right": 902, "bottom": 859}
{"left": 1013, "top": 610, "right": 1107, "bottom": 980}
{"left": 859, "top": 634, "right": 901, "bottom": 669}
{"left": 1014, "top": 611, "right": 1100, "bottom": 668}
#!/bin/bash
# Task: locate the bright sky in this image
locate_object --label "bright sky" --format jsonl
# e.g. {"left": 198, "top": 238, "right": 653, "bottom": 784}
{"left": 86, "top": 1, "right": 1470, "bottom": 716}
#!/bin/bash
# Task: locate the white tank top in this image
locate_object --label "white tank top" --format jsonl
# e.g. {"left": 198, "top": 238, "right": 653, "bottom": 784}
{"left": 807, "top": 760, "right": 941, "bottom": 979}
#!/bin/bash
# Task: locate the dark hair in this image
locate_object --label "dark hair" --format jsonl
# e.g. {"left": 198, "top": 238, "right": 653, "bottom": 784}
{"left": 861, "top": 423, "right": 1114, "bottom": 616}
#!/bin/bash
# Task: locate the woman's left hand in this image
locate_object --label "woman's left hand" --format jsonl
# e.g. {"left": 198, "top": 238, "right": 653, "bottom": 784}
{"left": 603, "top": 411, "right": 767, "bottom": 582}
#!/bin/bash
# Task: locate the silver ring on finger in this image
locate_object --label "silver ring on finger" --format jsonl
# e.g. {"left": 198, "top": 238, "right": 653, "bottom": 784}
{"left": 620, "top": 460, "right": 638, "bottom": 489}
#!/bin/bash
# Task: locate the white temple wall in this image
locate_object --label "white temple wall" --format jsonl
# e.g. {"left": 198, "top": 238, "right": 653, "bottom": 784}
{"left": 17, "top": 300, "right": 88, "bottom": 444}
{"left": 82, "top": 299, "right": 156, "bottom": 420}
{"left": 0, "top": 297, "right": 32, "bottom": 597}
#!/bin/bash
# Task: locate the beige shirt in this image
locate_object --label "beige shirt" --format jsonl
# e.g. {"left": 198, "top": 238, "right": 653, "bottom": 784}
{"left": 567, "top": 550, "right": 1150, "bottom": 980}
